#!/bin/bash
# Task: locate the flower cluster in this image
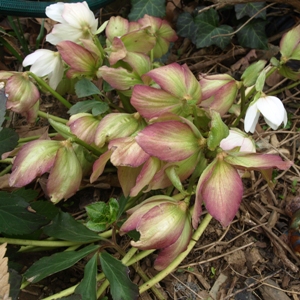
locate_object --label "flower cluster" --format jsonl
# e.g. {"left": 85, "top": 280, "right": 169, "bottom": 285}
{"left": 1, "top": 1, "right": 296, "bottom": 270}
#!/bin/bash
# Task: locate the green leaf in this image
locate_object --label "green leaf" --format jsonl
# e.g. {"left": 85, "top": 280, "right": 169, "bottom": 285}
{"left": 176, "top": 12, "right": 198, "bottom": 44}
{"left": 237, "top": 20, "right": 268, "bottom": 49}
{"left": 86, "top": 198, "right": 119, "bottom": 232}
{"left": 75, "top": 253, "right": 98, "bottom": 300}
{"left": 75, "top": 78, "right": 101, "bottom": 98}
{"left": 43, "top": 211, "right": 102, "bottom": 242}
{"left": 30, "top": 201, "right": 60, "bottom": 221}
{"left": 128, "top": 0, "right": 165, "bottom": 21}
{"left": 207, "top": 111, "right": 229, "bottom": 151}
{"left": 24, "top": 244, "right": 99, "bottom": 283}
{"left": 0, "top": 128, "right": 18, "bottom": 157}
{"left": 195, "top": 9, "right": 233, "bottom": 49}
{"left": 100, "top": 252, "right": 139, "bottom": 300}
{"left": 12, "top": 188, "right": 39, "bottom": 202}
{"left": 235, "top": 3, "right": 266, "bottom": 20}
{"left": 0, "top": 191, "right": 47, "bottom": 235}
{"left": 68, "top": 100, "right": 109, "bottom": 116}
{"left": 0, "top": 88, "right": 7, "bottom": 130}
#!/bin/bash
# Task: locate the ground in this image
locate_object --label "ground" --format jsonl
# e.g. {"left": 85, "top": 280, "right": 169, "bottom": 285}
{"left": 1, "top": 0, "right": 300, "bottom": 299}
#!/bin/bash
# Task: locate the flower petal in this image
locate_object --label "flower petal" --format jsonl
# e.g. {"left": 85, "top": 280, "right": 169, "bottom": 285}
{"left": 244, "top": 101, "right": 260, "bottom": 133}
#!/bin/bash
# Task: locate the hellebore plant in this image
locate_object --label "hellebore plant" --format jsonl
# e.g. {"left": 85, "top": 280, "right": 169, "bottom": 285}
{"left": 0, "top": 1, "right": 297, "bottom": 299}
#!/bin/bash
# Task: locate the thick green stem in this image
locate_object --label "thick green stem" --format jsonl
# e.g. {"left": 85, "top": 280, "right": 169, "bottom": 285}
{"left": 18, "top": 133, "right": 57, "bottom": 144}
{"left": 72, "top": 137, "right": 103, "bottom": 156}
{"left": 38, "top": 111, "right": 68, "bottom": 124}
{"left": 0, "top": 238, "right": 82, "bottom": 247}
{"left": 139, "top": 213, "right": 213, "bottom": 294}
{"left": 28, "top": 72, "right": 72, "bottom": 109}
{"left": 0, "top": 165, "right": 12, "bottom": 176}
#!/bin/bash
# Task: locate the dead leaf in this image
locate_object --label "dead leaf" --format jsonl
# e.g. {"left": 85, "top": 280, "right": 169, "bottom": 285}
{"left": 231, "top": 49, "right": 257, "bottom": 72}
{"left": 0, "top": 243, "right": 11, "bottom": 300}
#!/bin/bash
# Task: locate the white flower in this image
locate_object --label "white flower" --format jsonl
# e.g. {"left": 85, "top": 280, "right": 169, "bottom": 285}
{"left": 244, "top": 95, "right": 287, "bottom": 133}
{"left": 220, "top": 128, "right": 256, "bottom": 152}
{"left": 45, "top": 1, "right": 98, "bottom": 45}
{"left": 23, "top": 49, "right": 64, "bottom": 90}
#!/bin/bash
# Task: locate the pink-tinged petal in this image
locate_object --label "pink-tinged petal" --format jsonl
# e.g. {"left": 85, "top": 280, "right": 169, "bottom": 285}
{"left": 132, "top": 202, "right": 187, "bottom": 250}
{"left": 47, "top": 142, "right": 82, "bottom": 203}
{"left": 109, "top": 137, "right": 150, "bottom": 167}
{"left": 144, "top": 63, "right": 201, "bottom": 102}
{"left": 105, "top": 16, "right": 129, "bottom": 43}
{"left": 97, "top": 66, "right": 142, "bottom": 91}
{"left": 118, "top": 165, "right": 142, "bottom": 197}
{"left": 130, "top": 157, "right": 161, "bottom": 196}
{"left": 244, "top": 101, "right": 260, "bottom": 133}
{"left": 23, "top": 100, "right": 40, "bottom": 123}
{"left": 94, "top": 113, "right": 141, "bottom": 148}
{"left": 154, "top": 216, "right": 192, "bottom": 271}
{"left": 109, "top": 37, "right": 127, "bottom": 65}
{"left": 224, "top": 152, "right": 293, "bottom": 170}
{"left": 6, "top": 74, "right": 40, "bottom": 113}
{"left": 199, "top": 159, "right": 243, "bottom": 227}
{"left": 123, "top": 52, "right": 151, "bottom": 77}
{"left": 122, "top": 30, "right": 156, "bottom": 54}
{"left": 131, "top": 85, "right": 190, "bottom": 119}
{"left": 136, "top": 121, "right": 199, "bottom": 162}
{"left": 9, "top": 140, "right": 60, "bottom": 187}
{"left": 90, "top": 150, "right": 112, "bottom": 183}
{"left": 68, "top": 113, "right": 100, "bottom": 144}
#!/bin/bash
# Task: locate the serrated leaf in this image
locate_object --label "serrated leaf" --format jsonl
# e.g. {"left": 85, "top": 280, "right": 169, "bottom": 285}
{"left": 100, "top": 252, "right": 139, "bottom": 300}
{"left": 176, "top": 12, "right": 198, "bottom": 44}
{"left": 128, "top": 0, "right": 165, "bottom": 21}
{"left": 237, "top": 20, "right": 268, "bottom": 49}
{"left": 75, "top": 78, "right": 101, "bottom": 98}
{"left": 0, "top": 191, "right": 48, "bottom": 235}
{"left": 0, "top": 128, "right": 18, "bottom": 157}
{"left": 24, "top": 244, "right": 99, "bottom": 283}
{"left": 68, "top": 100, "right": 109, "bottom": 116}
{"left": 0, "top": 88, "right": 7, "bottom": 130}
{"left": 43, "top": 211, "right": 102, "bottom": 242}
{"left": 195, "top": 9, "right": 233, "bottom": 49}
{"left": 86, "top": 198, "right": 119, "bottom": 232}
{"left": 74, "top": 253, "right": 97, "bottom": 300}
{"left": 235, "top": 3, "right": 266, "bottom": 20}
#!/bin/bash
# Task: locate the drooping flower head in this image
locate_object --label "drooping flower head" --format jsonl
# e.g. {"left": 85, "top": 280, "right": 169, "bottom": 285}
{"left": 46, "top": 1, "right": 98, "bottom": 45}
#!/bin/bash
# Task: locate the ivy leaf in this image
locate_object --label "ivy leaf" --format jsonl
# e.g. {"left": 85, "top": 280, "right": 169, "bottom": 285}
{"left": 235, "top": 3, "right": 266, "bottom": 20}
{"left": 195, "top": 9, "right": 233, "bottom": 49}
{"left": 24, "top": 245, "right": 99, "bottom": 283}
{"left": 128, "top": 0, "right": 165, "bottom": 21}
{"left": 86, "top": 198, "right": 119, "bottom": 232}
{"left": 237, "top": 19, "right": 268, "bottom": 49}
{"left": 176, "top": 12, "right": 198, "bottom": 44}
{"left": 74, "top": 253, "right": 98, "bottom": 300}
{"left": 0, "top": 128, "right": 18, "bottom": 157}
{"left": 75, "top": 78, "right": 101, "bottom": 98}
{"left": 100, "top": 252, "right": 139, "bottom": 300}
{"left": 0, "top": 191, "right": 48, "bottom": 235}
{"left": 43, "top": 211, "right": 102, "bottom": 242}
{"left": 68, "top": 99, "right": 109, "bottom": 116}
{"left": 0, "top": 88, "right": 7, "bottom": 130}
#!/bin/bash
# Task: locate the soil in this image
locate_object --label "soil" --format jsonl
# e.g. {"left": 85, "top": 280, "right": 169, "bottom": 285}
{"left": 1, "top": 0, "right": 300, "bottom": 300}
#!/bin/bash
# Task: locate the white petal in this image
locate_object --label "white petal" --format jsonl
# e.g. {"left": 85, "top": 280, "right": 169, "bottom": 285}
{"left": 30, "top": 52, "right": 58, "bottom": 77}
{"left": 23, "top": 49, "right": 52, "bottom": 67}
{"left": 257, "top": 96, "right": 285, "bottom": 128}
{"left": 45, "top": 2, "right": 65, "bottom": 23}
{"left": 244, "top": 102, "right": 260, "bottom": 133}
{"left": 48, "top": 56, "right": 64, "bottom": 89}
{"left": 46, "top": 24, "right": 85, "bottom": 44}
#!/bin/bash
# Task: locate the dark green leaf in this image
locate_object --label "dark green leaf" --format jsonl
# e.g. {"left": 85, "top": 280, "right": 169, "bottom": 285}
{"left": 75, "top": 253, "right": 98, "bottom": 300}
{"left": 68, "top": 100, "right": 109, "bottom": 116}
{"left": 235, "top": 3, "right": 266, "bottom": 20}
{"left": 24, "top": 245, "right": 99, "bottom": 283}
{"left": 0, "top": 191, "right": 47, "bottom": 235}
{"left": 0, "top": 88, "right": 7, "bottom": 130}
{"left": 237, "top": 20, "right": 268, "bottom": 49}
{"left": 100, "top": 252, "right": 139, "bottom": 300}
{"left": 9, "top": 269, "right": 22, "bottom": 300}
{"left": 0, "top": 128, "right": 18, "bottom": 157}
{"left": 30, "top": 201, "right": 60, "bottom": 221}
{"left": 75, "top": 78, "right": 101, "bottom": 98}
{"left": 176, "top": 12, "right": 198, "bottom": 44}
{"left": 43, "top": 211, "right": 102, "bottom": 242}
{"left": 195, "top": 9, "right": 233, "bottom": 49}
{"left": 12, "top": 188, "right": 39, "bottom": 202}
{"left": 129, "top": 0, "right": 165, "bottom": 21}
{"left": 86, "top": 198, "right": 119, "bottom": 232}
{"left": 116, "top": 195, "right": 128, "bottom": 220}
